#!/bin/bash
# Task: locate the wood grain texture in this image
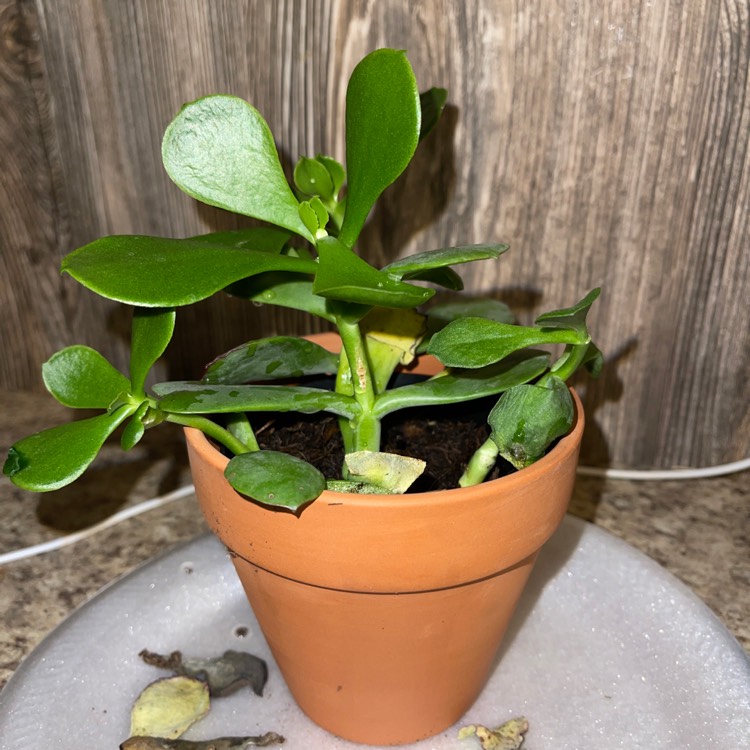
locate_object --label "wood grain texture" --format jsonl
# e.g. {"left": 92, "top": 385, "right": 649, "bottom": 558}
{"left": 0, "top": 0, "right": 747, "bottom": 468}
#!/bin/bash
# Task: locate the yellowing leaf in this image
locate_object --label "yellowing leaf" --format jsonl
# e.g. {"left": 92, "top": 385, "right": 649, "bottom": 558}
{"left": 130, "top": 676, "right": 210, "bottom": 739}
{"left": 458, "top": 716, "right": 529, "bottom": 749}
{"left": 344, "top": 451, "right": 426, "bottom": 494}
{"left": 362, "top": 307, "right": 426, "bottom": 365}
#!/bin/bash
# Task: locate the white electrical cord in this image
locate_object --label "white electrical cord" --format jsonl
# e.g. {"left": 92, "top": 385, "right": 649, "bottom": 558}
{"left": 0, "top": 485, "right": 195, "bottom": 566}
{"left": 575, "top": 456, "right": 750, "bottom": 481}
{"left": 1, "top": 458, "right": 748, "bottom": 566}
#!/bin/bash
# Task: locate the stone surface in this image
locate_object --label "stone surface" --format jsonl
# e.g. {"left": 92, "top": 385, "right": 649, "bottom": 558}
{"left": 0, "top": 389, "right": 747, "bottom": 693}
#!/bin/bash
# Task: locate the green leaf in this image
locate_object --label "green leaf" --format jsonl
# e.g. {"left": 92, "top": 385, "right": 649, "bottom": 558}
{"left": 42, "top": 346, "right": 130, "bottom": 409}
{"left": 403, "top": 266, "right": 463, "bottom": 290}
{"left": 294, "top": 156, "right": 335, "bottom": 201}
{"left": 374, "top": 351, "right": 550, "bottom": 417}
{"left": 162, "top": 95, "right": 314, "bottom": 242}
{"left": 313, "top": 236, "right": 434, "bottom": 308}
{"left": 582, "top": 341, "right": 604, "bottom": 377}
{"left": 225, "top": 450, "right": 326, "bottom": 511}
{"left": 203, "top": 336, "right": 339, "bottom": 384}
{"left": 227, "top": 273, "right": 335, "bottom": 322}
{"left": 420, "top": 298, "right": 516, "bottom": 352}
{"left": 154, "top": 382, "right": 359, "bottom": 418}
{"left": 299, "top": 197, "right": 329, "bottom": 238}
{"left": 428, "top": 317, "right": 584, "bottom": 368}
{"left": 316, "top": 155, "right": 346, "bottom": 196}
{"left": 535, "top": 288, "right": 601, "bottom": 338}
{"left": 130, "top": 308, "right": 175, "bottom": 397}
{"left": 3, "top": 406, "right": 134, "bottom": 491}
{"left": 384, "top": 244, "right": 508, "bottom": 279}
{"left": 339, "top": 49, "right": 421, "bottom": 247}
{"left": 427, "top": 298, "right": 515, "bottom": 325}
{"left": 121, "top": 402, "right": 150, "bottom": 451}
{"left": 190, "top": 226, "right": 291, "bottom": 253}
{"left": 419, "top": 87, "right": 448, "bottom": 141}
{"left": 62, "top": 235, "right": 317, "bottom": 307}
{"left": 488, "top": 376, "right": 574, "bottom": 469}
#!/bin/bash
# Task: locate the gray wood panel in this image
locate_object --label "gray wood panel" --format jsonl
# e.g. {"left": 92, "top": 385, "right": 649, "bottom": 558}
{"left": 1, "top": 0, "right": 748, "bottom": 468}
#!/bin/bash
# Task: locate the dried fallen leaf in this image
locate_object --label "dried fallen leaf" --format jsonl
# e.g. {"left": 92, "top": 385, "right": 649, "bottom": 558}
{"left": 120, "top": 733, "right": 285, "bottom": 749}
{"left": 130, "top": 676, "right": 210, "bottom": 739}
{"left": 140, "top": 649, "right": 268, "bottom": 697}
{"left": 458, "top": 716, "right": 529, "bottom": 749}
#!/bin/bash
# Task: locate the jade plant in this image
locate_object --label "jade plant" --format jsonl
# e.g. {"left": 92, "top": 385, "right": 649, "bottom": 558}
{"left": 3, "top": 49, "right": 601, "bottom": 511}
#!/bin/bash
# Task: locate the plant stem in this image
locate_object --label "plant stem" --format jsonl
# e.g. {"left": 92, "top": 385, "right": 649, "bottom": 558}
{"left": 549, "top": 343, "right": 588, "bottom": 382}
{"left": 459, "top": 437, "right": 500, "bottom": 487}
{"left": 165, "top": 414, "right": 253, "bottom": 455}
{"left": 226, "top": 412, "right": 260, "bottom": 451}
{"left": 336, "top": 316, "right": 380, "bottom": 453}
{"left": 335, "top": 347, "right": 356, "bottom": 455}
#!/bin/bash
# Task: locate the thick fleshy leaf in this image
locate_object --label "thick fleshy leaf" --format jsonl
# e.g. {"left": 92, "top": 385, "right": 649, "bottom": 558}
{"left": 428, "top": 317, "right": 585, "bottom": 368}
{"left": 402, "top": 266, "right": 463, "bottom": 290}
{"left": 225, "top": 450, "right": 326, "bottom": 511}
{"left": 228, "top": 273, "right": 335, "bottom": 321}
{"left": 361, "top": 307, "right": 426, "bottom": 392}
{"left": 162, "top": 95, "right": 313, "bottom": 242}
{"left": 535, "top": 287, "right": 601, "bottom": 338}
{"left": 488, "top": 377, "right": 575, "bottom": 469}
{"left": 42, "top": 346, "right": 130, "bottom": 409}
{"left": 154, "top": 382, "right": 359, "bottom": 418}
{"left": 419, "top": 87, "right": 448, "bottom": 141}
{"left": 190, "top": 227, "right": 291, "bottom": 253}
{"left": 339, "top": 49, "right": 421, "bottom": 247}
{"left": 62, "top": 236, "right": 317, "bottom": 307}
{"left": 121, "top": 402, "right": 150, "bottom": 451}
{"left": 582, "top": 341, "right": 604, "bottom": 377}
{"left": 383, "top": 244, "right": 508, "bottom": 278}
{"left": 316, "top": 155, "right": 346, "bottom": 196}
{"left": 3, "top": 406, "right": 134, "bottom": 491}
{"left": 203, "top": 337, "right": 339, "bottom": 384}
{"left": 313, "top": 237, "right": 433, "bottom": 308}
{"left": 427, "top": 298, "right": 515, "bottom": 325}
{"left": 129, "top": 675, "right": 210, "bottom": 739}
{"left": 130, "top": 308, "right": 175, "bottom": 396}
{"left": 344, "top": 451, "right": 425, "bottom": 494}
{"left": 299, "top": 197, "right": 328, "bottom": 238}
{"left": 294, "top": 156, "right": 335, "bottom": 201}
{"left": 374, "top": 351, "right": 550, "bottom": 417}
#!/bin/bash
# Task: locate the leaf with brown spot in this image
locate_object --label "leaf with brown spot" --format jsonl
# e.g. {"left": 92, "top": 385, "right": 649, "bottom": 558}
{"left": 139, "top": 649, "right": 268, "bottom": 697}
{"left": 121, "top": 732, "right": 285, "bottom": 749}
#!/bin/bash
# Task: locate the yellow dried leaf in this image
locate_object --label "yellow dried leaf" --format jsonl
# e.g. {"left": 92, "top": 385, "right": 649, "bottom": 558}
{"left": 458, "top": 716, "right": 529, "bottom": 749}
{"left": 129, "top": 676, "right": 210, "bottom": 739}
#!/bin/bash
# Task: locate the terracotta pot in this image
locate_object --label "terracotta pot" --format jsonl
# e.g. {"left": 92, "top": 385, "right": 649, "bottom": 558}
{"left": 185, "top": 332, "right": 584, "bottom": 745}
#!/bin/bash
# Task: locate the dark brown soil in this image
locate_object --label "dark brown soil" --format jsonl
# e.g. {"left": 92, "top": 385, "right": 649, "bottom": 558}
{"left": 254, "top": 403, "right": 516, "bottom": 492}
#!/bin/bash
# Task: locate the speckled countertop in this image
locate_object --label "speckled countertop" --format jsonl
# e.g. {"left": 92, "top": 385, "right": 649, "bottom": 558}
{"left": 0, "top": 389, "right": 747, "bottom": 692}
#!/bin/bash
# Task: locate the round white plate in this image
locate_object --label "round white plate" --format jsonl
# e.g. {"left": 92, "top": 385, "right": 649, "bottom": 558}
{"left": 0, "top": 515, "right": 748, "bottom": 749}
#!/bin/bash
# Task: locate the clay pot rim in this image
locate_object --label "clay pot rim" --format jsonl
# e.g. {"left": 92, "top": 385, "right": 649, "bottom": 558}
{"left": 184, "top": 387, "right": 583, "bottom": 510}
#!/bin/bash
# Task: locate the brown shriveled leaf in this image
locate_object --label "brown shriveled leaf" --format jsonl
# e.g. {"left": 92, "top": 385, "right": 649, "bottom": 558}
{"left": 458, "top": 716, "right": 529, "bottom": 749}
{"left": 120, "top": 733, "right": 285, "bottom": 750}
{"left": 140, "top": 649, "right": 268, "bottom": 696}
{"left": 129, "top": 676, "right": 210, "bottom": 739}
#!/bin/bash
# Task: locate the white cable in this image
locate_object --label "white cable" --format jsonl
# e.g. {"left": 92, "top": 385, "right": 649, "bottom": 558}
{"left": 2, "top": 457, "right": 749, "bottom": 566}
{"left": 576, "top": 457, "right": 750, "bottom": 481}
{"left": 0, "top": 484, "right": 196, "bottom": 566}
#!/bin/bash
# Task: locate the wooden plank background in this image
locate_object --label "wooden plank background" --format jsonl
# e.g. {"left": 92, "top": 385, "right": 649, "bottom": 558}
{"left": 1, "top": 0, "right": 748, "bottom": 469}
